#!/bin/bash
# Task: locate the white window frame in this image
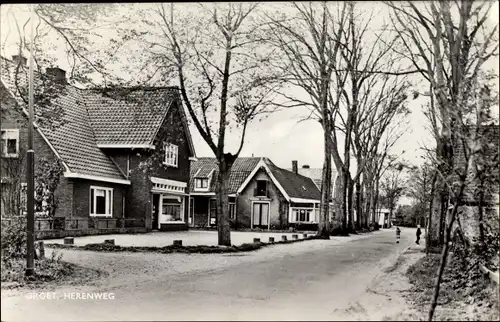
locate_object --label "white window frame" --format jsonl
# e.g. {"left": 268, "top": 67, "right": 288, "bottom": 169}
{"left": 289, "top": 207, "right": 316, "bottom": 223}
{"left": 90, "top": 186, "right": 113, "bottom": 217}
{"left": 1, "top": 129, "right": 20, "bottom": 158}
{"left": 163, "top": 142, "right": 178, "bottom": 167}
{"left": 229, "top": 202, "right": 236, "bottom": 220}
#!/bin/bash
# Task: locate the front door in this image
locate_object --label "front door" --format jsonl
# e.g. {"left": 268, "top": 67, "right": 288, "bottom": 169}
{"left": 209, "top": 198, "right": 217, "bottom": 226}
{"left": 252, "top": 203, "right": 269, "bottom": 228}
{"left": 189, "top": 197, "right": 194, "bottom": 226}
{"left": 152, "top": 194, "right": 159, "bottom": 230}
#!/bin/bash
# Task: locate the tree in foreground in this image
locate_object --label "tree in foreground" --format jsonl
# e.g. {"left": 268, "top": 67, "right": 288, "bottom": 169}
{"left": 387, "top": 1, "right": 499, "bottom": 320}
{"left": 136, "top": 3, "right": 280, "bottom": 245}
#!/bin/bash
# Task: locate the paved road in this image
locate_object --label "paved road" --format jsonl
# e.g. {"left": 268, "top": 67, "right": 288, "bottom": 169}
{"left": 1, "top": 228, "right": 418, "bottom": 321}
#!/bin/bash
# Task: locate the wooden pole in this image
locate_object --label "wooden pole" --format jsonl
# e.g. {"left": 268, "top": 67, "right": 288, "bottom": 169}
{"left": 25, "top": 4, "right": 36, "bottom": 276}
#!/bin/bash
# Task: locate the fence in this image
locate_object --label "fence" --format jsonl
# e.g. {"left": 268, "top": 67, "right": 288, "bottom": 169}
{"left": 1, "top": 217, "right": 147, "bottom": 239}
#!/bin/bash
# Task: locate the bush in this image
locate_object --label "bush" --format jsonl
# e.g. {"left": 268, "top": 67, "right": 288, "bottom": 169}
{"left": 1, "top": 216, "right": 27, "bottom": 263}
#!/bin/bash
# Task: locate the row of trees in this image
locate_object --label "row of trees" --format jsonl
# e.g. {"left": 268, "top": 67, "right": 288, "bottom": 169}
{"left": 3, "top": 0, "right": 497, "bottom": 249}
{"left": 3, "top": 2, "right": 413, "bottom": 245}
{"left": 2, "top": 2, "right": 498, "bottom": 319}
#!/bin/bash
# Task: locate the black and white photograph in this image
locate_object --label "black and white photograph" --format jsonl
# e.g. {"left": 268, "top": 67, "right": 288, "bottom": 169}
{"left": 0, "top": 1, "right": 499, "bottom": 321}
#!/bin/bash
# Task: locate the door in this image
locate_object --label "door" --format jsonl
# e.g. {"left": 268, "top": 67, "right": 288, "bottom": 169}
{"left": 189, "top": 197, "right": 194, "bottom": 226}
{"left": 252, "top": 203, "right": 269, "bottom": 228}
{"left": 152, "top": 194, "right": 159, "bottom": 230}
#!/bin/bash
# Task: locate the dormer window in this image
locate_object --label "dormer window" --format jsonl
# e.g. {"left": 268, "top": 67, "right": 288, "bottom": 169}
{"left": 164, "top": 142, "right": 178, "bottom": 167}
{"left": 195, "top": 178, "right": 208, "bottom": 189}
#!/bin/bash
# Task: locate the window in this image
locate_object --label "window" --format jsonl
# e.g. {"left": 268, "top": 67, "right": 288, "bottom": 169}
{"left": 229, "top": 203, "right": 236, "bottom": 220}
{"left": 291, "top": 208, "right": 313, "bottom": 223}
{"left": 164, "top": 143, "right": 178, "bottom": 167}
{"left": 1, "top": 129, "right": 19, "bottom": 158}
{"left": 162, "top": 197, "right": 182, "bottom": 221}
{"left": 195, "top": 178, "right": 208, "bottom": 189}
{"left": 255, "top": 180, "right": 267, "bottom": 197}
{"left": 209, "top": 198, "right": 217, "bottom": 225}
{"left": 90, "top": 186, "right": 113, "bottom": 217}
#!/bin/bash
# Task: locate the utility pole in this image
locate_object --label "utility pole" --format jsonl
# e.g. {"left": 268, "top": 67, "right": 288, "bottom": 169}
{"left": 25, "top": 5, "right": 36, "bottom": 276}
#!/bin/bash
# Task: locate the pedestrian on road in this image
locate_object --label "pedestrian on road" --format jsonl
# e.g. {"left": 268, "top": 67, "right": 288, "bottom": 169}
{"left": 416, "top": 225, "right": 422, "bottom": 245}
{"left": 396, "top": 227, "right": 401, "bottom": 243}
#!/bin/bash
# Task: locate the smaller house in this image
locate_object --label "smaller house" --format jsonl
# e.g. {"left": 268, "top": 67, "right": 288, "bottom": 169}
{"left": 189, "top": 157, "right": 322, "bottom": 230}
{"left": 376, "top": 208, "right": 391, "bottom": 228}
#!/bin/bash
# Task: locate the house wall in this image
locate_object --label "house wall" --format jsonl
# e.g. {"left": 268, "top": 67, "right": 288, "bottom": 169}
{"left": 71, "top": 179, "right": 126, "bottom": 220}
{"left": 237, "top": 169, "right": 286, "bottom": 229}
{"left": 151, "top": 101, "right": 191, "bottom": 183}
{"left": 102, "top": 100, "right": 192, "bottom": 231}
{"left": 1, "top": 85, "right": 73, "bottom": 218}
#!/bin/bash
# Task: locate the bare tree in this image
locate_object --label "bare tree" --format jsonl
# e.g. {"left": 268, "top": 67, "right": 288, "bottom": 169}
{"left": 387, "top": 1, "right": 498, "bottom": 320}
{"left": 133, "top": 3, "right": 280, "bottom": 245}
{"left": 265, "top": 1, "right": 348, "bottom": 238}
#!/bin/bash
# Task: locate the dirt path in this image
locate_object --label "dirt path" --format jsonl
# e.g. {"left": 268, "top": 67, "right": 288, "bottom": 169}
{"left": 334, "top": 243, "right": 427, "bottom": 321}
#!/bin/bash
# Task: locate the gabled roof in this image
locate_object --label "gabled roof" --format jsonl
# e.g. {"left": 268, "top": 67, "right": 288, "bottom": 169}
{"left": 264, "top": 159, "right": 321, "bottom": 201}
{"left": 190, "top": 157, "right": 321, "bottom": 202}
{"left": 0, "top": 56, "right": 195, "bottom": 185}
{"left": 189, "top": 157, "right": 261, "bottom": 194}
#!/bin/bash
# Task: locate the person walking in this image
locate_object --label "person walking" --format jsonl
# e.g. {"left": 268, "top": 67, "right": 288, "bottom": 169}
{"left": 416, "top": 225, "right": 422, "bottom": 245}
{"left": 396, "top": 226, "right": 401, "bottom": 243}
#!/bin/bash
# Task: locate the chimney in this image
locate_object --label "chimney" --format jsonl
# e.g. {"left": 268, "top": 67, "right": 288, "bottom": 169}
{"left": 302, "top": 165, "right": 310, "bottom": 169}
{"left": 12, "top": 55, "right": 27, "bottom": 66}
{"left": 292, "top": 160, "right": 298, "bottom": 174}
{"left": 46, "top": 67, "right": 67, "bottom": 84}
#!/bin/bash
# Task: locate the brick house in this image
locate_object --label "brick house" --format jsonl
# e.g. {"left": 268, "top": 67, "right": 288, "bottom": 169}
{"left": 1, "top": 55, "right": 196, "bottom": 233}
{"left": 189, "top": 157, "right": 322, "bottom": 230}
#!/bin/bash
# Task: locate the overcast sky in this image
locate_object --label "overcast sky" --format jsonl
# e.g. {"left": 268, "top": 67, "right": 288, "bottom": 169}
{"left": 1, "top": 2, "right": 498, "bottom": 173}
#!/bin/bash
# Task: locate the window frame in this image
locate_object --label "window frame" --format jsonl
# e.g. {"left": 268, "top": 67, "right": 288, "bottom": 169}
{"left": 1, "top": 129, "right": 20, "bottom": 158}
{"left": 255, "top": 180, "right": 268, "bottom": 197}
{"left": 89, "top": 186, "right": 113, "bottom": 217}
{"left": 229, "top": 202, "right": 236, "bottom": 220}
{"left": 195, "top": 178, "right": 209, "bottom": 190}
{"left": 163, "top": 142, "right": 179, "bottom": 167}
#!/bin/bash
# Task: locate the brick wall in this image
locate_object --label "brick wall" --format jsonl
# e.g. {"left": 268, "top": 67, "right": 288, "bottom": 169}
{"left": 71, "top": 179, "right": 126, "bottom": 219}
{"left": 103, "top": 100, "right": 192, "bottom": 231}
{"left": 1, "top": 84, "right": 73, "bottom": 218}
{"left": 151, "top": 101, "right": 191, "bottom": 183}
{"left": 430, "top": 125, "right": 500, "bottom": 245}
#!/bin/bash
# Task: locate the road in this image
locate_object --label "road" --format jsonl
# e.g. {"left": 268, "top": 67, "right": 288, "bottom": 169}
{"left": 1, "top": 228, "right": 418, "bottom": 321}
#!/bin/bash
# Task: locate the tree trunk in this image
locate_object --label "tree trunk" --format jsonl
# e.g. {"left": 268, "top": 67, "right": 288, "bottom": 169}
{"left": 317, "top": 127, "right": 332, "bottom": 239}
{"left": 347, "top": 176, "right": 355, "bottom": 232}
{"left": 426, "top": 172, "right": 438, "bottom": 253}
{"left": 215, "top": 155, "right": 234, "bottom": 246}
{"left": 373, "top": 177, "right": 381, "bottom": 226}
{"left": 341, "top": 170, "right": 349, "bottom": 232}
{"left": 355, "top": 177, "right": 363, "bottom": 229}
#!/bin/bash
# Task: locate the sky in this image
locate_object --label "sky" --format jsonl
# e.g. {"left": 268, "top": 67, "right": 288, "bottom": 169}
{"left": 1, "top": 2, "right": 498, "bottom": 175}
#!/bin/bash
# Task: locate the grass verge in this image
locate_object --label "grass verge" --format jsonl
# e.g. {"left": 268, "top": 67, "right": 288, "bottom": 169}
{"left": 1, "top": 251, "right": 103, "bottom": 289}
{"left": 405, "top": 253, "right": 499, "bottom": 321}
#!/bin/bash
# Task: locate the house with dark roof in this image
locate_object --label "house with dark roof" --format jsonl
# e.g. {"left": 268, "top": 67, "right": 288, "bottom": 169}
{"left": 287, "top": 160, "right": 337, "bottom": 191}
{"left": 1, "top": 55, "right": 196, "bottom": 233}
{"left": 189, "top": 157, "right": 323, "bottom": 230}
